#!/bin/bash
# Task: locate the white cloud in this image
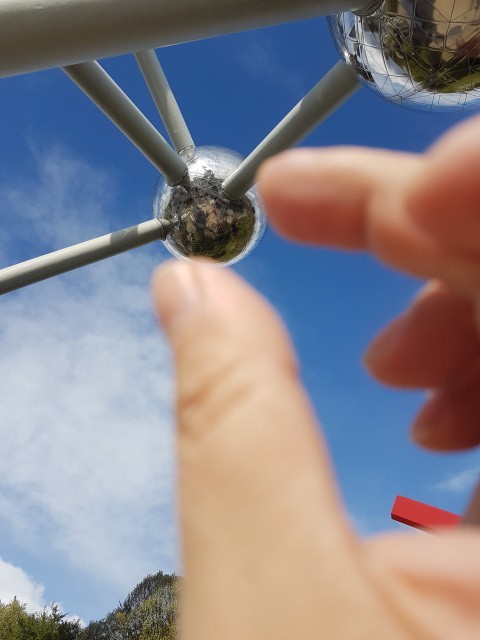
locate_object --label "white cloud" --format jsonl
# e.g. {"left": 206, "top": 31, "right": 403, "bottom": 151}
{"left": 435, "top": 466, "right": 480, "bottom": 494}
{"left": 0, "top": 557, "right": 45, "bottom": 612}
{"left": 0, "top": 147, "right": 177, "bottom": 594}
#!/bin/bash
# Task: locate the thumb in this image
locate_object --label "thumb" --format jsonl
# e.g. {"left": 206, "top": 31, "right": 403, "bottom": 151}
{"left": 152, "top": 260, "right": 355, "bottom": 638}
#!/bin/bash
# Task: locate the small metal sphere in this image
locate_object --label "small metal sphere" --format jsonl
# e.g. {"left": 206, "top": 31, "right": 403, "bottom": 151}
{"left": 329, "top": 0, "right": 480, "bottom": 111}
{"left": 153, "top": 146, "right": 266, "bottom": 265}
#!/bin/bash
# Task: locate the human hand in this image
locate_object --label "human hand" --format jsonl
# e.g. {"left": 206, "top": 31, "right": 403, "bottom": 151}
{"left": 260, "top": 115, "right": 480, "bottom": 452}
{"left": 151, "top": 115, "right": 480, "bottom": 640}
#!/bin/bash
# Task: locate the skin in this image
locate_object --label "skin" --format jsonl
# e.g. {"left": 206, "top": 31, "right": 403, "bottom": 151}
{"left": 151, "top": 115, "right": 480, "bottom": 639}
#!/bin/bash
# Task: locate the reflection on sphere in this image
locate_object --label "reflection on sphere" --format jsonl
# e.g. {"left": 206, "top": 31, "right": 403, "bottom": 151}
{"left": 329, "top": 0, "right": 480, "bottom": 110}
{"left": 153, "top": 147, "right": 266, "bottom": 265}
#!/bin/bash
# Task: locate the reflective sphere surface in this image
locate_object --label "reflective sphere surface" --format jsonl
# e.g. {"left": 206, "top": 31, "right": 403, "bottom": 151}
{"left": 153, "top": 147, "right": 265, "bottom": 265}
{"left": 329, "top": 1, "right": 480, "bottom": 110}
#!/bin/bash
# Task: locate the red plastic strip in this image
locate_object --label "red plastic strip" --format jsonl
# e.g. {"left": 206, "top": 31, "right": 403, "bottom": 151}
{"left": 391, "top": 496, "right": 461, "bottom": 532}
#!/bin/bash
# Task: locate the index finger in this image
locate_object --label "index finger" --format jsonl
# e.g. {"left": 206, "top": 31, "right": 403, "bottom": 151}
{"left": 257, "top": 146, "right": 421, "bottom": 250}
{"left": 258, "top": 132, "right": 480, "bottom": 291}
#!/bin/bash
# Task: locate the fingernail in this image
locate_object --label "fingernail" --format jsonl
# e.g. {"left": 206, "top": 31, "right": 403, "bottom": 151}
{"left": 260, "top": 151, "right": 334, "bottom": 200}
{"left": 260, "top": 150, "right": 314, "bottom": 178}
{"left": 152, "top": 260, "right": 205, "bottom": 337}
{"left": 411, "top": 421, "right": 432, "bottom": 447}
{"left": 364, "top": 315, "right": 408, "bottom": 370}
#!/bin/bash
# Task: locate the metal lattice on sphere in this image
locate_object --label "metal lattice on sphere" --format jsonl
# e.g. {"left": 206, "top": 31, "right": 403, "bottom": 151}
{"left": 330, "top": 0, "right": 480, "bottom": 110}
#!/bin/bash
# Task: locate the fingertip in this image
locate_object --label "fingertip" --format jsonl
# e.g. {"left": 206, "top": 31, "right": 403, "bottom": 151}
{"left": 257, "top": 151, "right": 313, "bottom": 244}
{"left": 256, "top": 149, "right": 298, "bottom": 191}
{"left": 151, "top": 259, "right": 214, "bottom": 339}
{"left": 363, "top": 282, "right": 480, "bottom": 389}
{"left": 152, "top": 257, "right": 300, "bottom": 391}
{"left": 257, "top": 149, "right": 318, "bottom": 180}
{"left": 363, "top": 317, "right": 406, "bottom": 381}
{"left": 257, "top": 152, "right": 296, "bottom": 234}
{"left": 152, "top": 260, "right": 191, "bottom": 335}
{"left": 258, "top": 147, "right": 375, "bottom": 249}
{"left": 411, "top": 376, "right": 480, "bottom": 452}
{"left": 426, "top": 113, "right": 480, "bottom": 157}
{"left": 257, "top": 149, "right": 321, "bottom": 231}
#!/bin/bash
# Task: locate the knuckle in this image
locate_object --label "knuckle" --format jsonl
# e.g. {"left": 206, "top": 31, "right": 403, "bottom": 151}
{"left": 176, "top": 339, "right": 257, "bottom": 442}
{"left": 172, "top": 317, "right": 292, "bottom": 444}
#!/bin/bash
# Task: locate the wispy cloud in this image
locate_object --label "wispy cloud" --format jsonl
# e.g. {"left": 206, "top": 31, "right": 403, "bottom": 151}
{"left": 434, "top": 466, "right": 480, "bottom": 494}
{"left": 0, "top": 144, "right": 114, "bottom": 259}
{"left": 0, "top": 147, "right": 177, "bottom": 600}
{"left": 237, "top": 37, "right": 306, "bottom": 99}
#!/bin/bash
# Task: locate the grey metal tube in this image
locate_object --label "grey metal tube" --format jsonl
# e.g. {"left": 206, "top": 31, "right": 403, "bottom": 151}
{"left": 0, "top": 219, "right": 170, "bottom": 296}
{"left": 223, "top": 61, "right": 361, "bottom": 199}
{"left": 63, "top": 62, "right": 188, "bottom": 185}
{"left": 0, "top": 0, "right": 375, "bottom": 79}
{"left": 135, "top": 50, "right": 195, "bottom": 155}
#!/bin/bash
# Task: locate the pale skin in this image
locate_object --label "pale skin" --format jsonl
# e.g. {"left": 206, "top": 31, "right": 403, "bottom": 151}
{"left": 152, "top": 115, "right": 480, "bottom": 639}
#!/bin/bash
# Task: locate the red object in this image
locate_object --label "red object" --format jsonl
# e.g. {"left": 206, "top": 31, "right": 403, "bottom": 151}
{"left": 391, "top": 496, "right": 461, "bottom": 532}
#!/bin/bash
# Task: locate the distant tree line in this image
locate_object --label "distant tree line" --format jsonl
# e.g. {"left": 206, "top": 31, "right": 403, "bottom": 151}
{"left": 0, "top": 571, "right": 179, "bottom": 640}
{"left": 0, "top": 599, "right": 81, "bottom": 639}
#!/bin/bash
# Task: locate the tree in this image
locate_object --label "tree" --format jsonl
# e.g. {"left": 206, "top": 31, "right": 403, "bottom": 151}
{"left": 0, "top": 570, "right": 179, "bottom": 639}
{"left": 0, "top": 598, "right": 82, "bottom": 640}
{"left": 79, "top": 571, "right": 179, "bottom": 640}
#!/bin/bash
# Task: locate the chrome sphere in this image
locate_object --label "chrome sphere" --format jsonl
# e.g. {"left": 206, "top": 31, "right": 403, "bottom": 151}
{"left": 329, "top": 0, "right": 480, "bottom": 110}
{"left": 153, "top": 146, "right": 266, "bottom": 265}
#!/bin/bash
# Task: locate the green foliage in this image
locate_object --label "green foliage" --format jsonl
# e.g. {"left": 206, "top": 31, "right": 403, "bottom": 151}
{"left": 0, "top": 599, "right": 82, "bottom": 640}
{"left": 79, "top": 571, "right": 179, "bottom": 640}
{"left": 0, "top": 571, "right": 179, "bottom": 639}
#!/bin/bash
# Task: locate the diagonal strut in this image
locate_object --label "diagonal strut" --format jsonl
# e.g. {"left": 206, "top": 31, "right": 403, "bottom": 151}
{"left": 0, "top": 219, "right": 172, "bottom": 296}
{"left": 223, "top": 61, "right": 361, "bottom": 200}
{"left": 63, "top": 61, "right": 188, "bottom": 185}
{"left": 135, "top": 50, "right": 195, "bottom": 156}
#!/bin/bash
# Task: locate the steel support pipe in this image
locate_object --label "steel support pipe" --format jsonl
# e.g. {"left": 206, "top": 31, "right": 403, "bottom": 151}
{"left": 0, "top": 219, "right": 171, "bottom": 296}
{"left": 135, "top": 50, "right": 195, "bottom": 155}
{"left": 0, "top": 0, "right": 374, "bottom": 78}
{"left": 64, "top": 62, "right": 188, "bottom": 184}
{"left": 223, "top": 61, "right": 361, "bottom": 200}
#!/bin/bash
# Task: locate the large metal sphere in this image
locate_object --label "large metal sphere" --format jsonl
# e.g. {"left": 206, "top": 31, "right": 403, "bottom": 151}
{"left": 329, "top": 1, "right": 480, "bottom": 110}
{"left": 153, "top": 146, "right": 266, "bottom": 265}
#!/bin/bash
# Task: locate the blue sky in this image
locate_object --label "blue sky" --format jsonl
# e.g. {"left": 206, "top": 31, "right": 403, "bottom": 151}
{"left": 0, "top": 13, "right": 478, "bottom": 624}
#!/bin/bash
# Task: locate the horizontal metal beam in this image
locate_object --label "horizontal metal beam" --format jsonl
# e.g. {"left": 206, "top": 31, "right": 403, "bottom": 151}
{"left": 223, "top": 61, "right": 361, "bottom": 200}
{"left": 63, "top": 62, "right": 188, "bottom": 184}
{"left": 0, "top": 219, "right": 171, "bottom": 296}
{"left": 0, "top": 0, "right": 372, "bottom": 78}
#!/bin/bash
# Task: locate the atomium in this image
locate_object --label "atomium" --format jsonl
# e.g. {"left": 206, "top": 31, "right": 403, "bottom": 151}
{"left": 329, "top": 0, "right": 480, "bottom": 110}
{"left": 1, "top": 0, "right": 480, "bottom": 536}
{"left": 3, "top": 0, "right": 480, "bottom": 296}
{"left": 153, "top": 147, "right": 266, "bottom": 265}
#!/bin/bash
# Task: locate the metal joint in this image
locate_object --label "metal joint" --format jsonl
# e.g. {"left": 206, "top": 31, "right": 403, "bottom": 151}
{"left": 155, "top": 218, "right": 174, "bottom": 240}
{"left": 353, "top": 0, "right": 383, "bottom": 16}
